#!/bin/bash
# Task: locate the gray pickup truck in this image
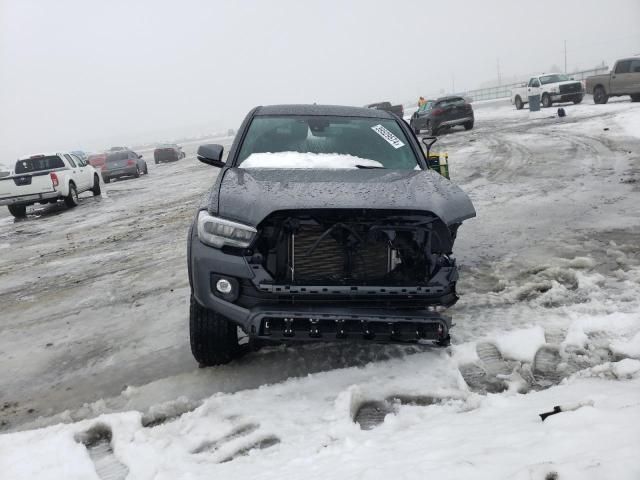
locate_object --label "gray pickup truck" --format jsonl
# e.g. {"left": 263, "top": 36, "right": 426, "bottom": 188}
{"left": 586, "top": 57, "right": 640, "bottom": 104}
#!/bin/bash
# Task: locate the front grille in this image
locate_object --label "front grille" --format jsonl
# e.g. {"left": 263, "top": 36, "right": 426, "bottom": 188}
{"left": 559, "top": 82, "right": 582, "bottom": 94}
{"left": 292, "top": 224, "right": 389, "bottom": 283}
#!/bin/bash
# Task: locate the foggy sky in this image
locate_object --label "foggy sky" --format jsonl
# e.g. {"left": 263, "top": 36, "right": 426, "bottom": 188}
{"left": 1, "top": 0, "right": 639, "bottom": 160}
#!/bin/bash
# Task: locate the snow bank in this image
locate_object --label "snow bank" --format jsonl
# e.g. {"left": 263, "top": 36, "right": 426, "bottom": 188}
{"left": 241, "top": 152, "right": 384, "bottom": 169}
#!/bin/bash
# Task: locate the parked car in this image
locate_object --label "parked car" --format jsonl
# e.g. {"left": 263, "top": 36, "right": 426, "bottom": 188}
{"left": 0, "top": 152, "right": 100, "bottom": 217}
{"left": 410, "top": 96, "right": 474, "bottom": 135}
{"left": 70, "top": 150, "right": 88, "bottom": 162}
{"left": 511, "top": 73, "right": 584, "bottom": 109}
{"left": 187, "top": 104, "right": 476, "bottom": 366}
{"left": 87, "top": 153, "right": 107, "bottom": 169}
{"left": 154, "top": 144, "right": 186, "bottom": 164}
{"left": 586, "top": 57, "right": 640, "bottom": 104}
{"left": 365, "top": 101, "right": 404, "bottom": 118}
{"left": 101, "top": 150, "right": 148, "bottom": 183}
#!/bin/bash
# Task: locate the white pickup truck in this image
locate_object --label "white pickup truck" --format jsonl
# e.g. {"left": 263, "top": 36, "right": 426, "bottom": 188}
{"left": 0, "top": 152, "right": 101, "bottom": 218}
{"left": 511, "top": 73, "right": 585, "bottom": 110}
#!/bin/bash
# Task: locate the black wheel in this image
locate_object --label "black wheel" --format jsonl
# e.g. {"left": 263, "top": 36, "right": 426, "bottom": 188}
{"left": 8, "top": 204, "right": 26, "bottom": 218}
{"left": 463, "top": 121, "right": 474, "bottom": 130}
{"left": 155, "top": 159, "right": 159, "bottom": 164}
{"left": 143, "top": 163, "right": 148, "bottom": 175}
{"left": 91, "top": 174, "right": 101, "bottom": 196}
{"left": 515, "top": 96, "right": 524, "bottom": 110}
{"left": 436, "top": 335, "right": 451, "bottom": 347}
{"left": 189, "top": 295, "right": 241, "bottom": 366}
{"left": 103, "top": 176, "right": 111, "bottom": 184}
{"left": 64, "top": 183, "right": 79, "bottom": 208}
{"left": 134, "top": 166, "right": 140, "bottom": 178}
{"left": 573, "top": 95, "right": 583, "bottom": 104}
{"left": 541, "top": 94, "right": 552, "bottom": 108}
{"left": 593, "top": 86, "right": 608, "bottom": 104}
{"left": 427, "top": 121, "right": 438, "bottom": 136}
{"left": 631, "top": 94, "right": 640, "bottom": 103}
{"left": 413, "top": 125, "right": 420, "bottom": 135}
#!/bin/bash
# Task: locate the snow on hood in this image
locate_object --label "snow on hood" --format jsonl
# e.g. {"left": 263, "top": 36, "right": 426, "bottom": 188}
{"left": 241, "top": 152, "right": 384, "bottom": 169}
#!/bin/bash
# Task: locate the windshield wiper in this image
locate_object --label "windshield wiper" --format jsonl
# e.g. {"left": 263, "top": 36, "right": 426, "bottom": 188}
{"left": 355, "top": 164, "right": 385, "bottom": 169}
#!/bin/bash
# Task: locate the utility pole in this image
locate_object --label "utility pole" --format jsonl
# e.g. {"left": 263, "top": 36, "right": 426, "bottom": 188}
{"left": 564, "top": 40, "right": 567, "bottom": 73}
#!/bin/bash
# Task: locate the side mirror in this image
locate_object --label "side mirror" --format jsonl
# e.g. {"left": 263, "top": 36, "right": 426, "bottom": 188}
{"left": 138, "top": 154, "right": 143, "bottom": 159}
{"left": 197, "top": 144, "right": 225, "bottom": 167}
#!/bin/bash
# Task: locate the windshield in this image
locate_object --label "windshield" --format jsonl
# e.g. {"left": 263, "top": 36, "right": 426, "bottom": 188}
{"left": 106, "top": 152, "right": 129, "bottom": 162}
{"left": 539, "top": 74, "right": 570, "bottom": 85}
{"left": 15, "top": 155, "right": 65, "bottom": 173}
{"left": 236, "top": 115, "right": 419, "bottom": 169}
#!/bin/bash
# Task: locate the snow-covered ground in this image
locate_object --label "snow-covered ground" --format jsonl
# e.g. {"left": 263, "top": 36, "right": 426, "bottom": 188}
{"left": 1, "top": 99, "right": 640, "bottom": 479}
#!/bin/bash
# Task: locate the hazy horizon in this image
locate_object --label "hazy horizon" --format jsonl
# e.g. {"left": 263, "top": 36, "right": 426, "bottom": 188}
{"left": 1, "top": 0, "right": 639, "bottom": 160}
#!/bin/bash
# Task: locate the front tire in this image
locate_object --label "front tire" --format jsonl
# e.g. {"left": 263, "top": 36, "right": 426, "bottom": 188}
{"left": 464, "top": 121, "right": 474, "bottom": 130}
{"left": 427, "top": 121, "right": 437, "bottom": 136}
{"left": 8, "top": 205, "right": 26, "bottom": 218}
{"left": 91, "top": 174, "right": 101, "bottom": 196}
{"left": 103, "top": 176, "right": 111, "bottom": 184}
{"left": 143, "top": 163, "right": 148, "bottom": 175}
{"left": 541, "top": 94, "right": 552, "bottom": 108}
{"left": 593, "top": 86, "right": 609, "bottom": 104}
{"left": 413, "top": 124, "right": 420, "bottom": 135}
{"left": 631, "top": 94, "right": 640, "bottom": 103}
{"left": 573, "top": 95, "right": 583, "bottom": 104}
{"left": 134, "top": 166, "right": 140, "bottom": 178}
{"left": 64, "top": 183, "right": 79, "bottom": 208}
{"left": 515, "top": 96, "right": 524, "bottom": 110}
{"left": 189, "top": 295, "right": 240, "bottom": 366}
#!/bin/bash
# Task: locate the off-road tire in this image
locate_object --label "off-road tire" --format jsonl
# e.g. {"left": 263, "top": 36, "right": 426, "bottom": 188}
{"left": 464, "top": 121, "right": 474, "bottom": 130}
{"left": 91, "top": 174, "right": 101, "bottom": 196}
{"left": 64, "top": 183, "right": 79, "bottom": 208}
{"left": 8, "top": 204, "right": 27, "bottom": 218}
{"left": 593, "top": 86, "right": 608, "bottom": 104}
{"left": 573, "top": 95, "right": 583, "bottom": 104}
{"left": 515, "top": 96, "right": 524, "bottom": 110}
{"left": 134, "top": 166, "right": 140, "bottom": 178}
{"left": 189, "top": 295, "right": 240, "bottom": 366}
{"left": 541, "top": 94, "right": 552, "bottom": 108}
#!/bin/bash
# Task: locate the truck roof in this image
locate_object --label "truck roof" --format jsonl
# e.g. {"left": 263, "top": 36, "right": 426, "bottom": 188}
{"left": 254, "top": 104, "right": 394, "bottom": 119}
{"left": 16, "top": 152, "right": 67, "bottom": 161}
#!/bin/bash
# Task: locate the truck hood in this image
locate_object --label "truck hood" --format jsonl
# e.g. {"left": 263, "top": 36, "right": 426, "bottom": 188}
{"left": 215, "top": 168, "right": 476, "bottom": 226}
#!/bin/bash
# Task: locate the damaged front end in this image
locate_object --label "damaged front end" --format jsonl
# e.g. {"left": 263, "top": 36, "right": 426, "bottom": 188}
{"left": 234, "top": 209, "right": 461, "bottom": 343}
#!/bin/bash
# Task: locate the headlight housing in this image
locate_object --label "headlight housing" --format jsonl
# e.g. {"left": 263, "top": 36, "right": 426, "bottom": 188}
{"left": 197, "top": 211, "right": 257, "bottom": 248}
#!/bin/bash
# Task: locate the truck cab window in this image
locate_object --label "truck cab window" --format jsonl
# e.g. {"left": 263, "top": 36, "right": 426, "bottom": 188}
{"left": 615, "top": 61, "right": 631, "bottom": 74}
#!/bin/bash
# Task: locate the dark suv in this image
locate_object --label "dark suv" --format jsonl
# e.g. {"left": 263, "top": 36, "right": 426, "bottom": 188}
{"left": 410, "top": 96, "right": 474, "bottom": 135}
{"left": 101, "top": 150, "right": 148, "bottom": 183}
{"left": 187, "top": 104, "right": 476, "bottom": 366}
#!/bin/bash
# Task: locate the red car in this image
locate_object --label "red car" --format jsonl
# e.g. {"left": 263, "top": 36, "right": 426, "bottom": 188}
{"left": 87, "top": 153, "right": 107, "bottom": 169}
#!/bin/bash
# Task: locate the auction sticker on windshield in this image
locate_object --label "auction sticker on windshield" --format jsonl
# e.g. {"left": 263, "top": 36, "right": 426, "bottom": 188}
{"left": 371, "top": 124, "right": 405, "bottom": 149}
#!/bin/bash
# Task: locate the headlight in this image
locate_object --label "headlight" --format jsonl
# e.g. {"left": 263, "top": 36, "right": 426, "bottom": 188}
{"left": 197, "top": 211, "right": 257, "bottom": 248}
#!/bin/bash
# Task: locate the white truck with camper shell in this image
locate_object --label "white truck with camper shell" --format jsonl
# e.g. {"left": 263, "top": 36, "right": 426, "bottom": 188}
{"left": 0, "top": 152, "right": 101, "bottom": 218}
{"left": 511, "top": 73, "right": 585, "bottom": 110}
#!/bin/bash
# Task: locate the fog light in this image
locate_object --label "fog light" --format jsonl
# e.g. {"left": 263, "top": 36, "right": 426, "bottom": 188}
{"left": 216, "top": 278, "right": 233, "bottom": 294}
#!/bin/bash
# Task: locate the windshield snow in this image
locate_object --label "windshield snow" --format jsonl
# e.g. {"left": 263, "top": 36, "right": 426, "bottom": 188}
{"left": 236, "top": 115, "right": 419, "bottom": 169}
{"left": 241, "top": 152, "right": 384, "bottom": 169}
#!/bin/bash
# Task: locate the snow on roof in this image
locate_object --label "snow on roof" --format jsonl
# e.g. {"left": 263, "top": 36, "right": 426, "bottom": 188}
{"left": 240, "top": 152, "right": 384, "bottom": 169}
